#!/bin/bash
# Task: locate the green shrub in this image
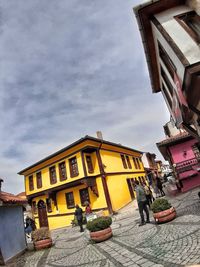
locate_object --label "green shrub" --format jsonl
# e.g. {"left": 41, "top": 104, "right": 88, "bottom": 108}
{"left": 86, "top": 216, "right": 112, "bottom": 232}
{"left": 151, "top": 198, "right": 171, "bottom": 213}
{"left": 71, "top": 214, "right": 87, "bottom": 226}
{"left": 31, "top": 227, "right": 51, "bottom": 242}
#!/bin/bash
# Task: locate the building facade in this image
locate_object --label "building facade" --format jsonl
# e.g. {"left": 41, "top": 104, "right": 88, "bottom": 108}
{"left": 0, "top": 191, "right": 27, "bottom": 265}
{"left": 142, "top": 152, "right": 158, "bottom": 184}
{"left": 134, "top": 0, "right": 200, "bottom": 139}
{"left": 19, "top": 136, "right": 146, "bottom": 230}
{"left": 157, "top": 121, "right": 200, "bottom": 192}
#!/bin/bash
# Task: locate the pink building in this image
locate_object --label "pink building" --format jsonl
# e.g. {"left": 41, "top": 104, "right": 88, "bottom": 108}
{"left": 157, "top": 131, "right": 200, "bottom": 192}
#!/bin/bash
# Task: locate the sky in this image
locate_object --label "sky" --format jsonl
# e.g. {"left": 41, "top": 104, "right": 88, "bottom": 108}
{"left": 1, "top": 0, "right": 170, "bottom": 194}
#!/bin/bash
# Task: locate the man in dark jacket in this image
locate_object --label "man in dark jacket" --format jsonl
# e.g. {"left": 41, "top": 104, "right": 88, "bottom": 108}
{"left": 135, "top": 180, "right": 150, "bottom": 226}
{"left": 75, "top": 204, "right": 84, "bottom": 232}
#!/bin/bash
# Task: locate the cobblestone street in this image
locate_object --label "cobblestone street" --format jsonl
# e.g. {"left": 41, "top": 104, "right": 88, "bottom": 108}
{"left": 7, "top": 188, "right": 200, "bottom": 267}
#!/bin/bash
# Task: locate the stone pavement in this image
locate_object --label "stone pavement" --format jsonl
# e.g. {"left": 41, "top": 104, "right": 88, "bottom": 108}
{"left": 6, "top": 187, "right": 200, "bottom": 267}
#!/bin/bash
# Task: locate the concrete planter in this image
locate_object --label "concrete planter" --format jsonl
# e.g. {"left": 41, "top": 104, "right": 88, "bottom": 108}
{"left": 90, "top": 227, "right": 112, "bottom": 242}
{"left": 153, "top": 207, "right": 176, "bottom": 223}
{"left": 34, "top": 238, "right": 52, "bottom": 250}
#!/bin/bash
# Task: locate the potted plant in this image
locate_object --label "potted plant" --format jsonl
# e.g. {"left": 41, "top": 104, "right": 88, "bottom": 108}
{"left": 151, "top": 198, "right": 176, "bottom": 223}
{"left": 86, "top": 216, "right": 112, "bottom": 242}
{"left": 31, "top": 227, "right": 52, "bottom": 250}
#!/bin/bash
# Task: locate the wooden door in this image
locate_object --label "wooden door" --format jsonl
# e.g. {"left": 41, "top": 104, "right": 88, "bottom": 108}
{"left": 38, "top": 200, "right": 49, "bottom": 228}
{"left": 127, "top": 179, "right": 135, "bottom": 200}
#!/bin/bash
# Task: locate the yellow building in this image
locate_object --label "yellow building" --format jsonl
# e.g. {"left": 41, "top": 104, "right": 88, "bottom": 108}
{"left": 19, "top": 136, "right": 146, "bottom": 230}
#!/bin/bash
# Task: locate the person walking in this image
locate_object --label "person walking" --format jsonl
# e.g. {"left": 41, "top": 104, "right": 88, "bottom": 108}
{"left": 84, "top": 201, "right": 92, "bottom": 222}
{"left": 135, "top": 180, "right": 150, "bottom": 226}
{"left": 75, "top": 204, "right": 84, "bottom": 232}
{"left": 143, "top": 183, "right": 154, "bottom": 208}
{"left": 156, "top": 176, "right": 165, "bottom": 197}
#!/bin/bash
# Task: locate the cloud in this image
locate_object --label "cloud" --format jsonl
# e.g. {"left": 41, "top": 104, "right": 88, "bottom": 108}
{"left": 0, "top": 0, "right": 169, "bottom": 194}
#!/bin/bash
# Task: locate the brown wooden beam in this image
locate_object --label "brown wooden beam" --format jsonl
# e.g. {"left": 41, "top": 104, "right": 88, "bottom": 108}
{"left": 96, "top": 149, "right": 113, "bottom": 214}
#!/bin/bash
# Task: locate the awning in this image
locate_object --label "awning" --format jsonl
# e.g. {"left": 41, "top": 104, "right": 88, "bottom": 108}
{"left": 178, "top": 170, "right": 198, "bottom": 180}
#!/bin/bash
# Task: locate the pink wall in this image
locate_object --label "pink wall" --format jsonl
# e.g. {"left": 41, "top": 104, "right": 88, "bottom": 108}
{"left": 168, "top": 138, "right": 200, "bottom": 193}
{"left": 169, "top": 139, "right": 196, "bottom": 164}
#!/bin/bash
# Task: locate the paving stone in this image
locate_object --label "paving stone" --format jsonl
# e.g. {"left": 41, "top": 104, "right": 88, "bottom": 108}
{"left": 6, "top": 187, "right": 200, "bottom": 267}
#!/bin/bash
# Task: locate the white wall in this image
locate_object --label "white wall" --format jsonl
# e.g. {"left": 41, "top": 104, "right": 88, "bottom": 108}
{"left": 155, "top": 5, "right": 200, "bottom": 65}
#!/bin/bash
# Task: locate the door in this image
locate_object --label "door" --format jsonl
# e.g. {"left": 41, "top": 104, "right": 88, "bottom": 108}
{"left": 38, "top": 200, "right": 49, "bottom": 228}
{"left": 127, "top": 179, "right": 135, "bottom": 200}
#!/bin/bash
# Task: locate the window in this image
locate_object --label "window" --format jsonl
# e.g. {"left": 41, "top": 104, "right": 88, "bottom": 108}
{"left": 138, "top": 176, "right": 142, "bottom": 184}
{"left": 126, "top": 156, "right": 132, "bottom": 169}
{"left": 32, "top": 201, "right": 37, "bottom": 214}
{"left": 158, "top": 42, "right": 176, "bottom": 79}
{"left": 133, "top": 157, "right": 137, "bottom": 169}
{"left": 86, "top": 155, "right": 94, "bottom": 173}
{"left": 162, "top": 82, "right": 173, "bottom": 109}
{"left": 141, "top": 176, "right": 146, "bottom": 184}
{"left": 136, "top": 158, "right": 141, "bottom": 169}
{"left": 121, "top": 155, "right": 127, "bottom": 169}
{"left": 160, "top": 67, "right": 173, "bottom": 97}
{"left": 36, "top": 172, "right": 42, "bottom": 189}
{"left": 29, "top": 175, "right": 34, "bottom": 191}
{"left": 59, "top": 161, "right": 67, "bottom": 181}
{"left": 192, "top": 144, "right": 200, "bottom": 160}
{"left": 49, "top": 166, "right": 57, "bottom": 184}
{"left": 65, "top": 192, "right": 75, "bottom": 209}
{"left": 46, "top": 198, "right": 52, "bottom": 213}
{"left": 175, "top": 11, "right": 200, "bottom": 44}
{"left": 79, "top": 188, "right": 90, "bottom": 206}
{"left": 69, "top": 157, "right": 79, "bottom": 177}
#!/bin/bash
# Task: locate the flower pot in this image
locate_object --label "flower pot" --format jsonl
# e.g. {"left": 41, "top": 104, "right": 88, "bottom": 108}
{"left": 90, "top": 227, "right": 112, "bottom": 242}
{"left": 34, "top": 238, "right": 52, "bottom": 250}
{"left": 153, "top": 207, "right": 176, "bottom": 223}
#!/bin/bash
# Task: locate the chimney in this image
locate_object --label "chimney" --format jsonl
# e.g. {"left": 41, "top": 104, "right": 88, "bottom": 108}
{"left": 96, "top": 131, "right": 103, "bottom": 140}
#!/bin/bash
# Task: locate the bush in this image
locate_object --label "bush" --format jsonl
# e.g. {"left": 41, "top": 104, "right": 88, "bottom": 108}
{"left": 71, "top": 214, "right": 87, "bottom": 226}
{"left": 31, "top": 227, "right": 51, "bottom": 242}
{"left": 151, "top": 198, "right": 171, "bottom": 213}
{"left": 86, "top": 216, "right": 112, "bottom": 232}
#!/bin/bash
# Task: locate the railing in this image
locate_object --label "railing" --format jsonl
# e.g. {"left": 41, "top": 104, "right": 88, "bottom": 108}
{"left": 176, "top": 158, "right": 199, "bottom": 174}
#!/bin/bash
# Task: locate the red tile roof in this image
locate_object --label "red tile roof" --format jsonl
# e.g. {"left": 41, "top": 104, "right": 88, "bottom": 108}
{"left": 16, "top": 192, "right": 26, "bottom": 199}
{"left": 157, "top": 132, "right": 191, "bottom": 147}
{"left": 0, "top": 191, "right": 27, "bottom": 204}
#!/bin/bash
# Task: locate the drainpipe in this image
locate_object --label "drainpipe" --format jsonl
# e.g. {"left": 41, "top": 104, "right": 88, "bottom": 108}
{"left": 96, "top": 142, "right": 113, "bottom": 214}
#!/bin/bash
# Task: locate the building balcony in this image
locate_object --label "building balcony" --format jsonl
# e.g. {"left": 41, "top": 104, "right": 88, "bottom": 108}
{"left": 176, "top": 158, "right": 199, "bottom": 174}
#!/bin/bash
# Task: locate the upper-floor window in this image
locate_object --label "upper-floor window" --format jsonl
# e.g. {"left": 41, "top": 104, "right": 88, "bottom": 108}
{"left": 121, "top": 155, "right": 127, "bottom": 169}
{"left": 158, "top": 42, "right": 176, "bottom": 79}
{"left": 136, "top": 158, "right": 141, "bottom": 169}
{"left": 133, "top": 157, "right": 137, "bottom": 169}
{"left": 29, "top": 175, "right": 34, "bottom": 191}
{"left": 86, "top": 155, "right": 94, "bottom": 173}
{"left": 79, "top": 188, "right": 90, "bottom": 206}
{"left": 59, "top": 161, "right": 67, "bottom": 181}
{"left": 126, "top": 156, "right": 132, "bottom": 169}
{"left": 175, "top": 11, "right": 200, "bottom": 44}
{"left": 46, "top": 198, "right": 52, "bottom": 213}
{"left": 65, "top": 192, "right": 75, "bottom": 209}
{"left": 49, "top": 166, "right": 57, "bottom": 184}
{"left": 36, "top": 172, "right": 42, "bottom": 189}
{"left": 69, "top": 157, "right": 79, "bottom": 177}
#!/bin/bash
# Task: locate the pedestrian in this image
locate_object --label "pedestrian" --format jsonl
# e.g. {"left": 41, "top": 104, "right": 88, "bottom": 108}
{"left": 143, "top": 183, "right": 154, "bottom": 208}
{"left": 135, "top": 180, "right": 150, "bottom": 226}
{"left": 25, "top": 216, "right": 35, "bottom": 237}
{"left": 75, "top": 204, "right": 84, "bottom": 232}
{"left": 84, "top": 201, "right": 92, "bottom": 222}
{"left": 156, "top": 175, "right": 165, "bottom": 196}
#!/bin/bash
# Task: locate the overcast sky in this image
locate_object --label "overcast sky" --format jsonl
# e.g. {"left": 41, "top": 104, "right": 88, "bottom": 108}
{"left": 1, "top": 0, "right": 169, "bottom": 194}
